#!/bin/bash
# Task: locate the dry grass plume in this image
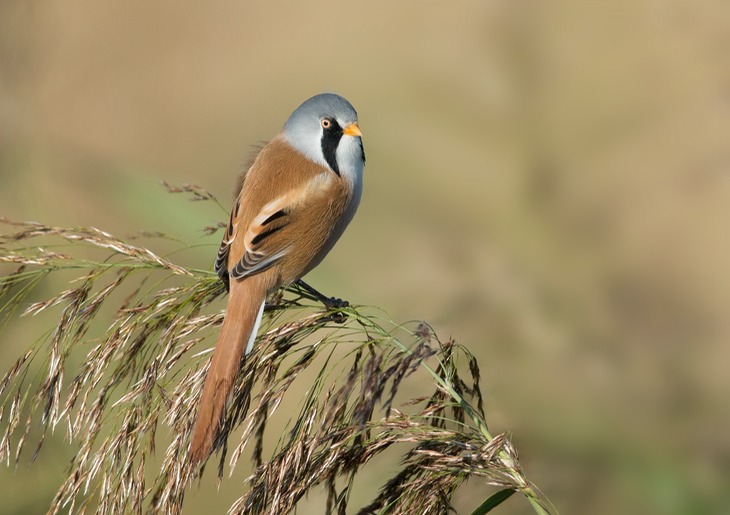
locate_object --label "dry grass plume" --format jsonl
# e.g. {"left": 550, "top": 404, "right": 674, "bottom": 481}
{"left": 0, "top": 187, "right": 553, "bottom": 514}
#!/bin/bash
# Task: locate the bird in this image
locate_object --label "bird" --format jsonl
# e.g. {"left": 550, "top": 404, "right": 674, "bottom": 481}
{"left": 189, "top": 93, "right": 365, "bottom": 465}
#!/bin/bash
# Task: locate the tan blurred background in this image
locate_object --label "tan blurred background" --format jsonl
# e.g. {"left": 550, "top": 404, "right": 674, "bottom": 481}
{"left": 1, "top": 1, "right": 729, "bottom": 513}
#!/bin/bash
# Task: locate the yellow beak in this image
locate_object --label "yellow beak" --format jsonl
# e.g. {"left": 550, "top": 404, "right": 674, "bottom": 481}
{"left": 342, "top": 123, "right": 362, "bottom": 137}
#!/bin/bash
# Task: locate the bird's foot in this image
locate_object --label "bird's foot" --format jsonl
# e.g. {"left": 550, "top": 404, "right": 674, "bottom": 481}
{"left": 295, "top": 280, "right": 350, "bottom": 313}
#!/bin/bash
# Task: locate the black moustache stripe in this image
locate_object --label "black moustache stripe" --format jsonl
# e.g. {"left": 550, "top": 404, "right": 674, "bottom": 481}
{"left": 321, "top": 121, "right": 343, "bottom": 176}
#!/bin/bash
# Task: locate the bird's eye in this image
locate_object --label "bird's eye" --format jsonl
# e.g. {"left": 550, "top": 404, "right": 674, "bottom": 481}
{"left": 321, "top": 118, "right": 332, "bottom": 129}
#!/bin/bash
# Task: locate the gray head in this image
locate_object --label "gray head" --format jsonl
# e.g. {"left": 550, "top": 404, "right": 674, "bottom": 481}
{"left": 282, "top": 93, "right": 365, "bottom": 186}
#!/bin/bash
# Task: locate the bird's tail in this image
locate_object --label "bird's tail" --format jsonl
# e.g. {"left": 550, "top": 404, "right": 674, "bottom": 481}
{"left": 189, "top": 278, "right": 267, "bottom": 465}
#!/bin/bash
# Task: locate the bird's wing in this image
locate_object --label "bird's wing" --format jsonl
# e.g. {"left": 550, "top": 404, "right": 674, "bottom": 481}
{"left": 226, "top": 169, "right": 346, "bottom": 282}
{"left": 214, "top": 146, "right": 264, "bottom": 289}
{"left": 215, "top": 195, "right": 291, "bottom": 283}
{"left": 229, "top": 193, "right": 294, "bottom": 279}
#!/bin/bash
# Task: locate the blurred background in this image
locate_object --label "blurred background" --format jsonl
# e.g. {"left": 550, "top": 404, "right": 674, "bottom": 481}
{"left": 1, "top": 1, "right": 729, "bottom": 513}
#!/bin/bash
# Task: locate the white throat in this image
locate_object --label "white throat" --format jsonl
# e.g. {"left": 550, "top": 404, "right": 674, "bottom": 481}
{"left": 335, "top": 135, "right": 365, "bottom": 191}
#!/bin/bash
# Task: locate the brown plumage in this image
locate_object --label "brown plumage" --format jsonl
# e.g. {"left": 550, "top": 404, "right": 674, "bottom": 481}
{"left": 189, "top": 94, "right": 364, "bottom": 465}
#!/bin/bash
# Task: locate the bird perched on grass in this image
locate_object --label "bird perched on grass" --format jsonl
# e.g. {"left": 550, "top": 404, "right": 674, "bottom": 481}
{"left": 190, "top": 93, "right": 365, "bottom": 464}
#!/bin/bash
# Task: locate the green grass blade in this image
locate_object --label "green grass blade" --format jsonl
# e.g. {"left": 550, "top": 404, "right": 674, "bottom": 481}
{"left": 471, "top": 489, "right": 516, "bottom": 515}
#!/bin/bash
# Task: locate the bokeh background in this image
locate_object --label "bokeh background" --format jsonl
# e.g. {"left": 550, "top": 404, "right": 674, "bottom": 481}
{"left": 2, "top": 1, "right": 729, "bottom": 513}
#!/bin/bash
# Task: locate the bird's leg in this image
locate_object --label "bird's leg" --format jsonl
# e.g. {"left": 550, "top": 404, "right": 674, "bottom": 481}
{"left": 295, "top": 280, "right": 350, "bottom": 309}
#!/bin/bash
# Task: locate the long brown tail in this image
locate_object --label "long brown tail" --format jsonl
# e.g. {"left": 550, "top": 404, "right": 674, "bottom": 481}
{"left": 189, "top": 278, "right": 267, "bottom": 465}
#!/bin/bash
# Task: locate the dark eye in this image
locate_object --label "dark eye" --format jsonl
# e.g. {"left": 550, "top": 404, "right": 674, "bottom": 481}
{"left": 321, "top": 118, "right": 332, "bottom": 129}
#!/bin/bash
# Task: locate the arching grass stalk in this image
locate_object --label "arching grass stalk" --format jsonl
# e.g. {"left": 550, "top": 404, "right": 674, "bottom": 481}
{"left": 352, "top": 310, "right": 553, "bottom": 515}
{"left": 0, "top": 210, "right": 554, "bottom": 514}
